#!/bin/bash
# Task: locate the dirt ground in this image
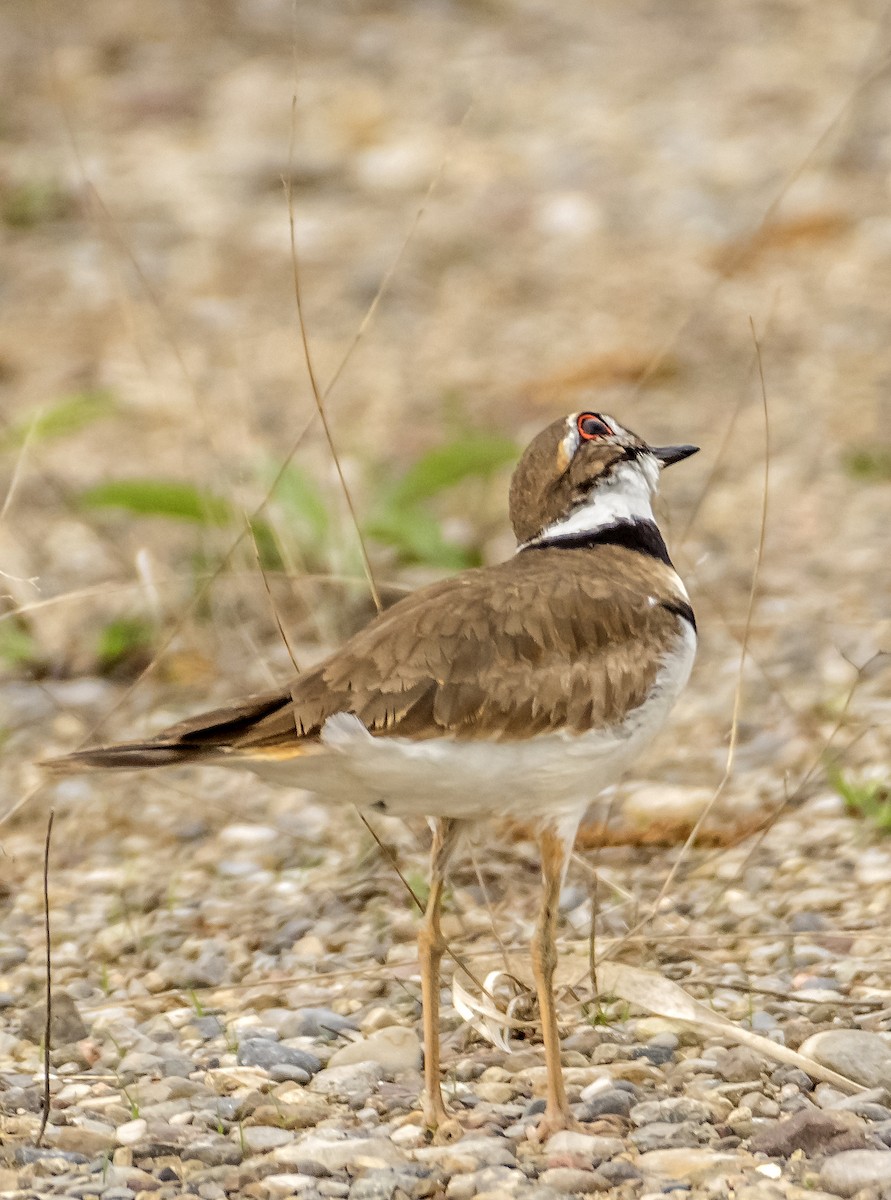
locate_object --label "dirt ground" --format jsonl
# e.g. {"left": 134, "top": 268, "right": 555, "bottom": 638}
{"left": 1, "top": 2, "right": 891, "bottom": 1198}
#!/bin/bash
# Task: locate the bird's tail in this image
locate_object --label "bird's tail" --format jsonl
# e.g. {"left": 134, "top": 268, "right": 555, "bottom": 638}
{"left": 40, "top": 686, "right": 293, "bottom": 775}
{"left": 41, "top": 740, "right": 223, "bottom": 774}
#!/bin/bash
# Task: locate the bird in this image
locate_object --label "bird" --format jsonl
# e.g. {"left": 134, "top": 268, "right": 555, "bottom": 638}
{"left": 44, "top": 411, "right": 698, "bottom": 1136}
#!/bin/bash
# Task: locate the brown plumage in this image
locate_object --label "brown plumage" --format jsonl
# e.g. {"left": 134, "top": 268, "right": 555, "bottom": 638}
{"left": 48, "top": 546, "right": 686, "bottom": 771}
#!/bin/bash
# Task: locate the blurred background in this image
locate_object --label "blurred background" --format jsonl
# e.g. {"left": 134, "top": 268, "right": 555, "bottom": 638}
{"left": 1, "top": 0, "right": 890, "bottom": 1039}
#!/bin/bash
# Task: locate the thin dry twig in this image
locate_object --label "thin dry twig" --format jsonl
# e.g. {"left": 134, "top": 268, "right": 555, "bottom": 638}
{"left": 36, "top": 808, "right": 55, "bottom": 1147}
{"left": 284, "top": 101, "right": 381, "bottom": 614}
{"left": 617, "top": 319, "right": 772, "bottom": 951}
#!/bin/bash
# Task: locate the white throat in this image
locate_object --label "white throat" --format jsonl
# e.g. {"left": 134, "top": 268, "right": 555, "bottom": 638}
{"left": 523, "top": 457, "right": 659, "bottom": 548}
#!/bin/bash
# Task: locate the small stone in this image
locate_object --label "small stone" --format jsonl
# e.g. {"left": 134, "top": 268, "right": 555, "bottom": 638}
{"left": 219, "top": 821, "right": 279, "bottom": 846}
{"left": 262, "top": 1175, "right": 319, "bottom": 1198}
{"left": 474, "top": 1082, "right": 516, "bottom": 1104}
{"left": 714, "top": 1047, "right": 765, "bottom": 1082}
{"left": 597, "top": 1160, "right": 642, "bottom": 1184}
{"left": 790, "top": 911, "right": 829, "bottom": 933}
{"left": 361, "top": 1007, "right": 404, "bottom": 1033}
{"left": 117, "top": 1051, "right": 162, "bottom": 1076}
{"left": 182, "top": 1136, "right": 243, "bottom": 1166}
{"left": 18, "top": 991, "right": 88, "bottom": 1045}
{"left": 275, "top": 1133, "right": 407, "bottom": 1172}
{"left": 237, "top": 1038, "right": 322, "bottom": 1076}
{"left": 417, "top": 1138, "right": 517, "bottom": 1174}
{"left": 580, "top": 1088, "right": 634, "bottom": 1118}
{"left": 799, "top": 1030, "right": 891, "bottom": 1088}
{"left": 635, "top": 1149, "right": 750, "bottom": 1183}
{"left": 46, "top": 1125, "right": 117, "bottom": 1155}
{"left": 241, "top": 1124, "right": 294, "bottom": 1152}
{"left": 631, "top": 1120, "right": 708, "bottom": 1152}
{"left": 115, "top": 1117, "right": 148, "bottom": 1146}
{"left": 161, "top": 1055, "right": 195, "bottom": 1077}
{"left": 328, "top": 1026, "right": 421, "bottom": 1073}
{"left": 0, "top": 942, "right": 27, "bottom": 971}
{"left": 630, "top": 1098, "right": 716, "bottom": 1126}
{"left": 268, "top": 1091, "right": 330, "bottom": 1125}
{"left": 14, "top": 1146, "right": 89, "bottom": 1165}
{"left": 269, "top": 1064, "right": 312, "bottom": 1084}
{"left": 390, "top": 1123, "right": 428, "bottom": 1148}
{"left": 271, "top": 1007, "right": 357, "bottom": 1039}
{"left": 544, "top": 1131, "right": 625, "bottom": 1160}
{"left": 309, "top": 1061, "right": 385, "bottom": 1099}
{"left": 538, "top": 1167, "right": 611, "bottom": 1193}
{"left": 446, "top": 1166, "right": 526, "bottom": 1199}
{"left": 748, "top": 1108, "right": 867, "bottom": 1157}
{"left": 191, "top": 1015, "right": 225, "bottom": 1040}
{"left": 820, "top": 1149, "right": 891, "bottom": 1196}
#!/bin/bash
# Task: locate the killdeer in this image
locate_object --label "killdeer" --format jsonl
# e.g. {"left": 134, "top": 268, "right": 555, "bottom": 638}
{"left": 46, "top": 411, "right": 698, "bottom": 1135}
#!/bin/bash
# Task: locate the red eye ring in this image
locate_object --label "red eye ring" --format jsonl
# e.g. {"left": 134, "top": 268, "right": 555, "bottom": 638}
{"left": 577, "top": 413, "right": 612, "bottom": 440}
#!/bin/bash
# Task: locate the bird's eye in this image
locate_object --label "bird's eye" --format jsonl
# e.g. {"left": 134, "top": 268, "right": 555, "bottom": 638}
{"left": 577, "top": 413, "right": 612, "bottom": 440}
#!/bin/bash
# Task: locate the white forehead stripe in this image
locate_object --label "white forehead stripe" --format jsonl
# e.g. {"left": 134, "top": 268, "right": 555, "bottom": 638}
{"left": 560, "top": 415, "right": 580, "bottom": 465}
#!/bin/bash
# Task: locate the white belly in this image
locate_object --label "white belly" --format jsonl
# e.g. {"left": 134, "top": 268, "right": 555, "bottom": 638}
{"left": 234, "top": 621, "right": 696, "bottom": 830}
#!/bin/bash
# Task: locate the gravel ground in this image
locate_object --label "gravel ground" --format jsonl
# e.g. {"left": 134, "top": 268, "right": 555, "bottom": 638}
{"left": 3, "top": 1, "right": 891, "bottom": 1198}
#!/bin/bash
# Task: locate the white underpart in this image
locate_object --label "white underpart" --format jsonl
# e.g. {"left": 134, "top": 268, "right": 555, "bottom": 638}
{"left": 233, "top": 618, "right": 697, "bottom": 833}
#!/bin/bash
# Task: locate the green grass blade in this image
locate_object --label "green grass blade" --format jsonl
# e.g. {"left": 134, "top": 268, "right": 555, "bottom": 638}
{"left": 386, "top": 435, "right": 518, "bottom": 507}
{"left": 1, "top": 390, "right": 117, "bottom": 452}
{"left": 81, "top": 479, "right": 234, "bottom": 525}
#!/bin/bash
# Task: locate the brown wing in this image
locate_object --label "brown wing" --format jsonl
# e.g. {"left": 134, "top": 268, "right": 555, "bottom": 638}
{"left": 228, "top": 545, "right": 687, "bottom": 749}
{"left": 45, "top": 546, "right": 689, "bottom": 772}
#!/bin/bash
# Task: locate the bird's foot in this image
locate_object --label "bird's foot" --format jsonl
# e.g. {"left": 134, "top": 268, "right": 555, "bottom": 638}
{"left": 527, "top": 1108, "right": 584, "bottom": 1143}
{"left": 421, "top": 1089, "right": 464, "bottom": 1142}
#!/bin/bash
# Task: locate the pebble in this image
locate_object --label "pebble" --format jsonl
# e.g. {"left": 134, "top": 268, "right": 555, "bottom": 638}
{"left": 390, "top": 1123, "right": 428, "bottom": 1148}
{"left": 46, "top": 1124, "right": 117, "bottom": 1155}
{"left": 580, "top": 1087, "right": 634, "bottom": 1118}
{"left": 713, "top": 1047, "right": 765, "bottom": 1082}
{"left": 630, "top": 1097, "right": 716, "bottom": 1125}
{"left": 328, "top": 1026, "right": 421, "bottom": 1073}
{"left": 309, "top": 1061, "right": 385, "bottom": 1099}
{"left": 748, "top": 1107, "right": 866, "bottom": 1157}
{"left": 446, "top": 1166, "right": 526, "bottom": 1199}
{"left": 537, "top": 1167, "right": 611, "bottom": 1193}
{"left": 241, "top": 1124, "right": 296, "bottom": 1152}
{"left": 269, "top": 1007, "right": 358, "bottom": 1039}
{"left": 117, "top": 1050, "right": 162, "bottom": 1076}
{"left": 0, "top": 946, "right": 27, "bottom": 973}
{"left": 237, "top": 1038, "right": 322, "bottom": 1076}
{"left": 820, "top": 1149, "right": 891, "bottom": 1196}
{"left": 799, "top": 1030, "right": 891, "bottom": 1088}
{"left": 415, "top": 1137, "right": 517, "bottom": 1173}
{"left": 597, "top": 1160, "right": 642, "bottom": 1184}
{"left": 18, "top": 992, "right": 89, "bottom": 1045}
{"left": 636, "top": 1149, "right": 751, "bottom": 1183}
{"left": 275, "top": 1133, "right": 408, "bottom": 1172}
{"left": 182, "top": 1136, "right": 243, "bottom": 1166}
{"left": 115, "top": 1117, "right": 148, "bottom": 1146}
{"left": 543, "top": 1131, "right": 625, "bottom": 1160}
{"left": 263, "top": 1175, "right": 320, "bottom": 1198}
{"left": 631, "top": 1120, "right": 709, "bottom": 1153}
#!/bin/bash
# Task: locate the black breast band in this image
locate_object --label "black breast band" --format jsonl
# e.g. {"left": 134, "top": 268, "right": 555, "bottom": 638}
{"left": 524, "top": 519, "right": 673, "bottom": 566}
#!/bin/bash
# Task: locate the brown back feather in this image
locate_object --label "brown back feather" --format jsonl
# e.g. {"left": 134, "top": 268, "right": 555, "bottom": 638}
{"left": 44, "top": 545, "right": 689, "bottom": 772}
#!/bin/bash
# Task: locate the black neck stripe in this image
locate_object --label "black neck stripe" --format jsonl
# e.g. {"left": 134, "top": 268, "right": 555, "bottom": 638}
{"left": 661, "top": 598, "right": 697, "bottom": 633}
{"left": 524, "top": 518, "right": 673, "bottom": 567}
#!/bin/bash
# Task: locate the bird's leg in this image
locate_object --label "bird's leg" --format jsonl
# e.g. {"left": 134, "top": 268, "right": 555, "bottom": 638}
{"left": 530, "top": 823, "right": 580, "bottom": 1138}
{"left": 418, "top": 817, "right": 461, "bottom": 1128}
